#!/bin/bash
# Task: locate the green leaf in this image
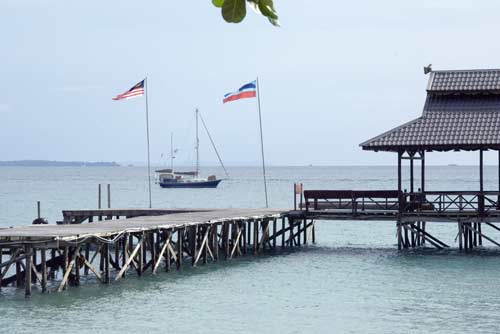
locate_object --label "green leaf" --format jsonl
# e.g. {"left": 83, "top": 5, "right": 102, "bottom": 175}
{"left": 258, "top": 0, "right": 278, "bottom": 20}
{"left": 267, "top": 17, "right": 280, "bottom": 27}
{"left": 247, "top": 0, "right": 261, "bottom": 14}
{"left": 212, "top": 0, "right": 224, "bottom": 8}
{"left": 222, "top": 0, "right": 246, "bottom": 23}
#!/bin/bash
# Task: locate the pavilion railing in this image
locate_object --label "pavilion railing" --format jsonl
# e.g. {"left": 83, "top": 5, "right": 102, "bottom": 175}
{"left": 402, "top": 191, "right": 500, "bottom": 216}
{"left": 303, "top": 190, "right": 500, "bottom": 217}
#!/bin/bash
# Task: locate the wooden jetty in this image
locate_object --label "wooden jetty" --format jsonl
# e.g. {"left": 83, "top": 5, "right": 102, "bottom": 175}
{"left": 293, "top": 67, "right": 500, "bottom": 252}
{"left": 0, "top": 208, "right": 315, "bottom": 297}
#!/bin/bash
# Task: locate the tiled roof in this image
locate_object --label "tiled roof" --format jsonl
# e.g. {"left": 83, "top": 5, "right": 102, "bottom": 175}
{"left": 360, "top": 111, "right": 500, "bottom": 151}
{"left": 361, "top": 68, "right": 500, "bottom": 151}
{"left": 428, "top": 69, "right": 500, "bottom": 92}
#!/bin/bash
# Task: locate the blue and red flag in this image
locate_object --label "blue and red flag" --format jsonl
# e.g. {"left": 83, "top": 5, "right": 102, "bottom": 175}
{"left": 223, "top": 81, "right": 257, "bottom": 103}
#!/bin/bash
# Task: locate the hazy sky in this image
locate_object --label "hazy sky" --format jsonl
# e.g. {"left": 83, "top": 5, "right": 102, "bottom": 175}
{"left": 2, "top": 0, "right": 500, "bottom": 166}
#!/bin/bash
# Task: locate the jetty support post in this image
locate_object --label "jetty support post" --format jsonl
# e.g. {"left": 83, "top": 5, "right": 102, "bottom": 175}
{"left": 107, "top": 184, "right": 111, "bottom": 208}
{"left": 397, "top": 220, "right": 402, "bottom": 250}
{"left": 41, "top": 246, "right": 47, "bottom": 293}
{"left": 24, "top": 245, "right": 32, "bottom": 298}
{"left": 458, "top": 221, "right": 463, "bottom": 251}
{"left": 176, "top": 228, "right": 183, "bottom": 270}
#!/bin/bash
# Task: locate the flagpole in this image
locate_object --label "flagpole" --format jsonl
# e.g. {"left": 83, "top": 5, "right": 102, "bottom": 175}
{"left": 256, "top": 77, "right": 269, "bottom": 208}
{"left": 145, "top": 77, "right": 152, "bottom": 208}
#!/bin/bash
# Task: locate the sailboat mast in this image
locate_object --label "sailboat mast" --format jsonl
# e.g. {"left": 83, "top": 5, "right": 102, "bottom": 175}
{"left": 170, "top": 132, "right": 174, "bottom": 171}
{"left": 195, "top": 108, "right": 200, "bottom": 176}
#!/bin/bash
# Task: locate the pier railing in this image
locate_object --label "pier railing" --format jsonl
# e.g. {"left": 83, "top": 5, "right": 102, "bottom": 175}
{"left": 303, "top": 189, "right": 500, "bottom": 217}
{"left": 402, "top": 191, "right": 500, "bottom": 216}
{"left": 303, "top": 190, "right": 400, "bottom": 214}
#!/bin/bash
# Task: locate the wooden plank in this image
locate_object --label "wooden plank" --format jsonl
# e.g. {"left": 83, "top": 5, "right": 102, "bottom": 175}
{"left": 193, "top": 227, "right": 210, "bottom": 266}
{"left": 153, "top": 235, "right": 171, "bottom": 274}
{"left": 57, "top": 245, "right": 80, "bottom": 292}
{"left": 115, "top": 237, "right": 143, "bottom": 281}
{"left": 229, "top": 228, "right": 243, "bottom": 259}
{"left": 79, "top": 254, "right": 103, "bottom": 282}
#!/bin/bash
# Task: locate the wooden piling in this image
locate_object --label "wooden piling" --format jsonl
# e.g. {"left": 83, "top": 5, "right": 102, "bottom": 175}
{"left": 25, "top": 245, "right": 32, "bottom": 297}
{"left": 107, "top": 184, "right": 111, "bottom": 208}
{"left": 281, "top": 218, "right": 285, "bottom": 248}
{"left": 253, "top": 220, "right": 259, "bottom": 254}
{"left": 0, "top": 247, "right": 2, "bottom": 291}
{"left": 397, "top": 222, "right": 402, "bottom": 250}
{"left": 41, "top": 248, "right": 47, "bottom": 293}
{"left": 165, "top": 231, "right": 171, "bottom": 272}
{"left": 478, "top": 223, "right": 483, "bottom": 246}
{"left": 138, "top": 234, "right": 144, "bottom": 276}
{"left": 458, "top": 222, "right": 463, "bottom": 250}
{"left": 104, "top": 243, "right": 110, "bottom": 283}
{"left": 177, "top": 229, "right": 183, "bottom": 270}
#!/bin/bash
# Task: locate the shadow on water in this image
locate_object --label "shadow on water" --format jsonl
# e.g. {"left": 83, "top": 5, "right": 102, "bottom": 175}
{"left": 0, "top": 246, "right": 312, "bottom": 305}
{"left": 3, "top": 244, "right": 500, "bottom": 306}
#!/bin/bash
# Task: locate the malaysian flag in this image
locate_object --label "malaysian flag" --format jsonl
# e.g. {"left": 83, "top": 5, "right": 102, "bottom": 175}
{"left": 112, "top": 80, "right": 145, "bottom": 101}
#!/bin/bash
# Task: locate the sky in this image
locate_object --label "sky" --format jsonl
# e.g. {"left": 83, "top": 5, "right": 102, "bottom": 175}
{"left": 2, "top": 0, "right": 500, "bottom": 166}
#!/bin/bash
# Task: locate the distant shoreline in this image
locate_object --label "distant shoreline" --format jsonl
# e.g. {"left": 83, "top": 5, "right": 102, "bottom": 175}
{"left": 0, "top": 160, "right": 120, "bottom": 167}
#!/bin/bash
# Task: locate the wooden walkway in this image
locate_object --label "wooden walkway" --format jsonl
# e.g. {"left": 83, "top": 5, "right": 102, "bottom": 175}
{"left": 0, "top": 208, "right": 315, "bottom": 298}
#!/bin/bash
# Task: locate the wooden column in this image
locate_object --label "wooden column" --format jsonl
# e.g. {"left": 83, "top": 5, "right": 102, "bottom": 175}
{"left": 224, "top": 222, "right": 230, "bottom": 259}
{"left": 253, "top": 220, "right": 259, "bottom": 254}
{"left": 177, "top": 229, "right": 183, "bottom": 269}
{"left": 165, "top": 231, "right": 171, "bottom": 271}
{"left": 104, "top": 243, "right": 110, "bottom": 283}
{"left": 242, "top": 222, "right": 247, "bottom": 254}
{"left": 458, "top": 222, "right": 463, "bottom": 250}
{"left": 0, "top": 247, "right": 2, "bottom": 291}
{"left": 312, "top": 221, "right": 316, "bottom": 244}
{"left": 397, "top": 222, "right": 402, "bottom": 250}
{"left": 421, "top": 151, "right": 425, "bottom": 192}
{"left": 281, "top": 218, "right": 285, "bottom": 249}
{"left": 138, "top": 234, "right": 144, "bottom": 276}
{"left": 410, "top": 153, "right": 414, "bottom": 193}
{"left": 398, "top": 151, "right": 403, "bottom": 213}
{"left": 273, "top": 219, "right": 277, "bottom": 248}
{"left": 41, "top": 248, "right": 47, "bottom": 293}
{"left": 479, "top": 150, "right": 485, "bottom": 216}
{"left": 74, "top": 246, "right": 80, "bottom": 286}
{"left": 25, "top": 245, "right": 32, "bottom": 297}
{"left": 213, "top": 225, "right": 219, "bottom": 260}
{"left": 478, "top": 223, "right": 483, "bottom": 246}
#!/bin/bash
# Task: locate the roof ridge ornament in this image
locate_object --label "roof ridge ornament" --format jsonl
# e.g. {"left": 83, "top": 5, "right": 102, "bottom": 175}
{"left": 424, "top": 64, "right": 433, "bottom": 75}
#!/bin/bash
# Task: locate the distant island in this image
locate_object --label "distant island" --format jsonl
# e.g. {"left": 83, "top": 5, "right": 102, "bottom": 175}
{"left": 0, "top": 160, "right": 120, "bottom": 167}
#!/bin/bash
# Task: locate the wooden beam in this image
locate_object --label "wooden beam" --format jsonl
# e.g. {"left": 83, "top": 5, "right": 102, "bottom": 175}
{"left": 463, "top": 223, "right": 500, "bottom": 248}
{"left": 79, "top": 254, "right": 103, "bottom": 282}
{"left": 194, "top": 226, "right": 211, "bottom": 266}
{"left": 57, "top": 245, "right": 80, "bottom": 292}
{"left": 115, "top": 237, "right": 143, "bottom": 281}
{"left": 229, "top": 228, "right": 243, "bottom": 259}
{"left": 152, "top": 235, "right": 171, "bottom": 274}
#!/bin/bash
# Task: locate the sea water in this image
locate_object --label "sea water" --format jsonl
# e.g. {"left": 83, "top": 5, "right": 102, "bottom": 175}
{"left": 0, "top": 166, "right": 499, "bottom": 333}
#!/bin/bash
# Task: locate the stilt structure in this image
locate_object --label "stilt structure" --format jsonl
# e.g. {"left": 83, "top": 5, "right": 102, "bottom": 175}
{"left": 0, "top": 208, "right": 315, "bottom": 298}
{"left": 300, "top": 68, "right": 500, "bottom": 251}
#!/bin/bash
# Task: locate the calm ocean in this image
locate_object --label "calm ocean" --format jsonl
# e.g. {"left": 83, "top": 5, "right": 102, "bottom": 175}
{"left": 1, "top": 166, "right": 500, "bottom": 333}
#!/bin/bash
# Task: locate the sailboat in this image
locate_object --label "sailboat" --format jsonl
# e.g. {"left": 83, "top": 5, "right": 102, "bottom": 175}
{"left": 156, "top": 109, "right": 227, "bottom": 188}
